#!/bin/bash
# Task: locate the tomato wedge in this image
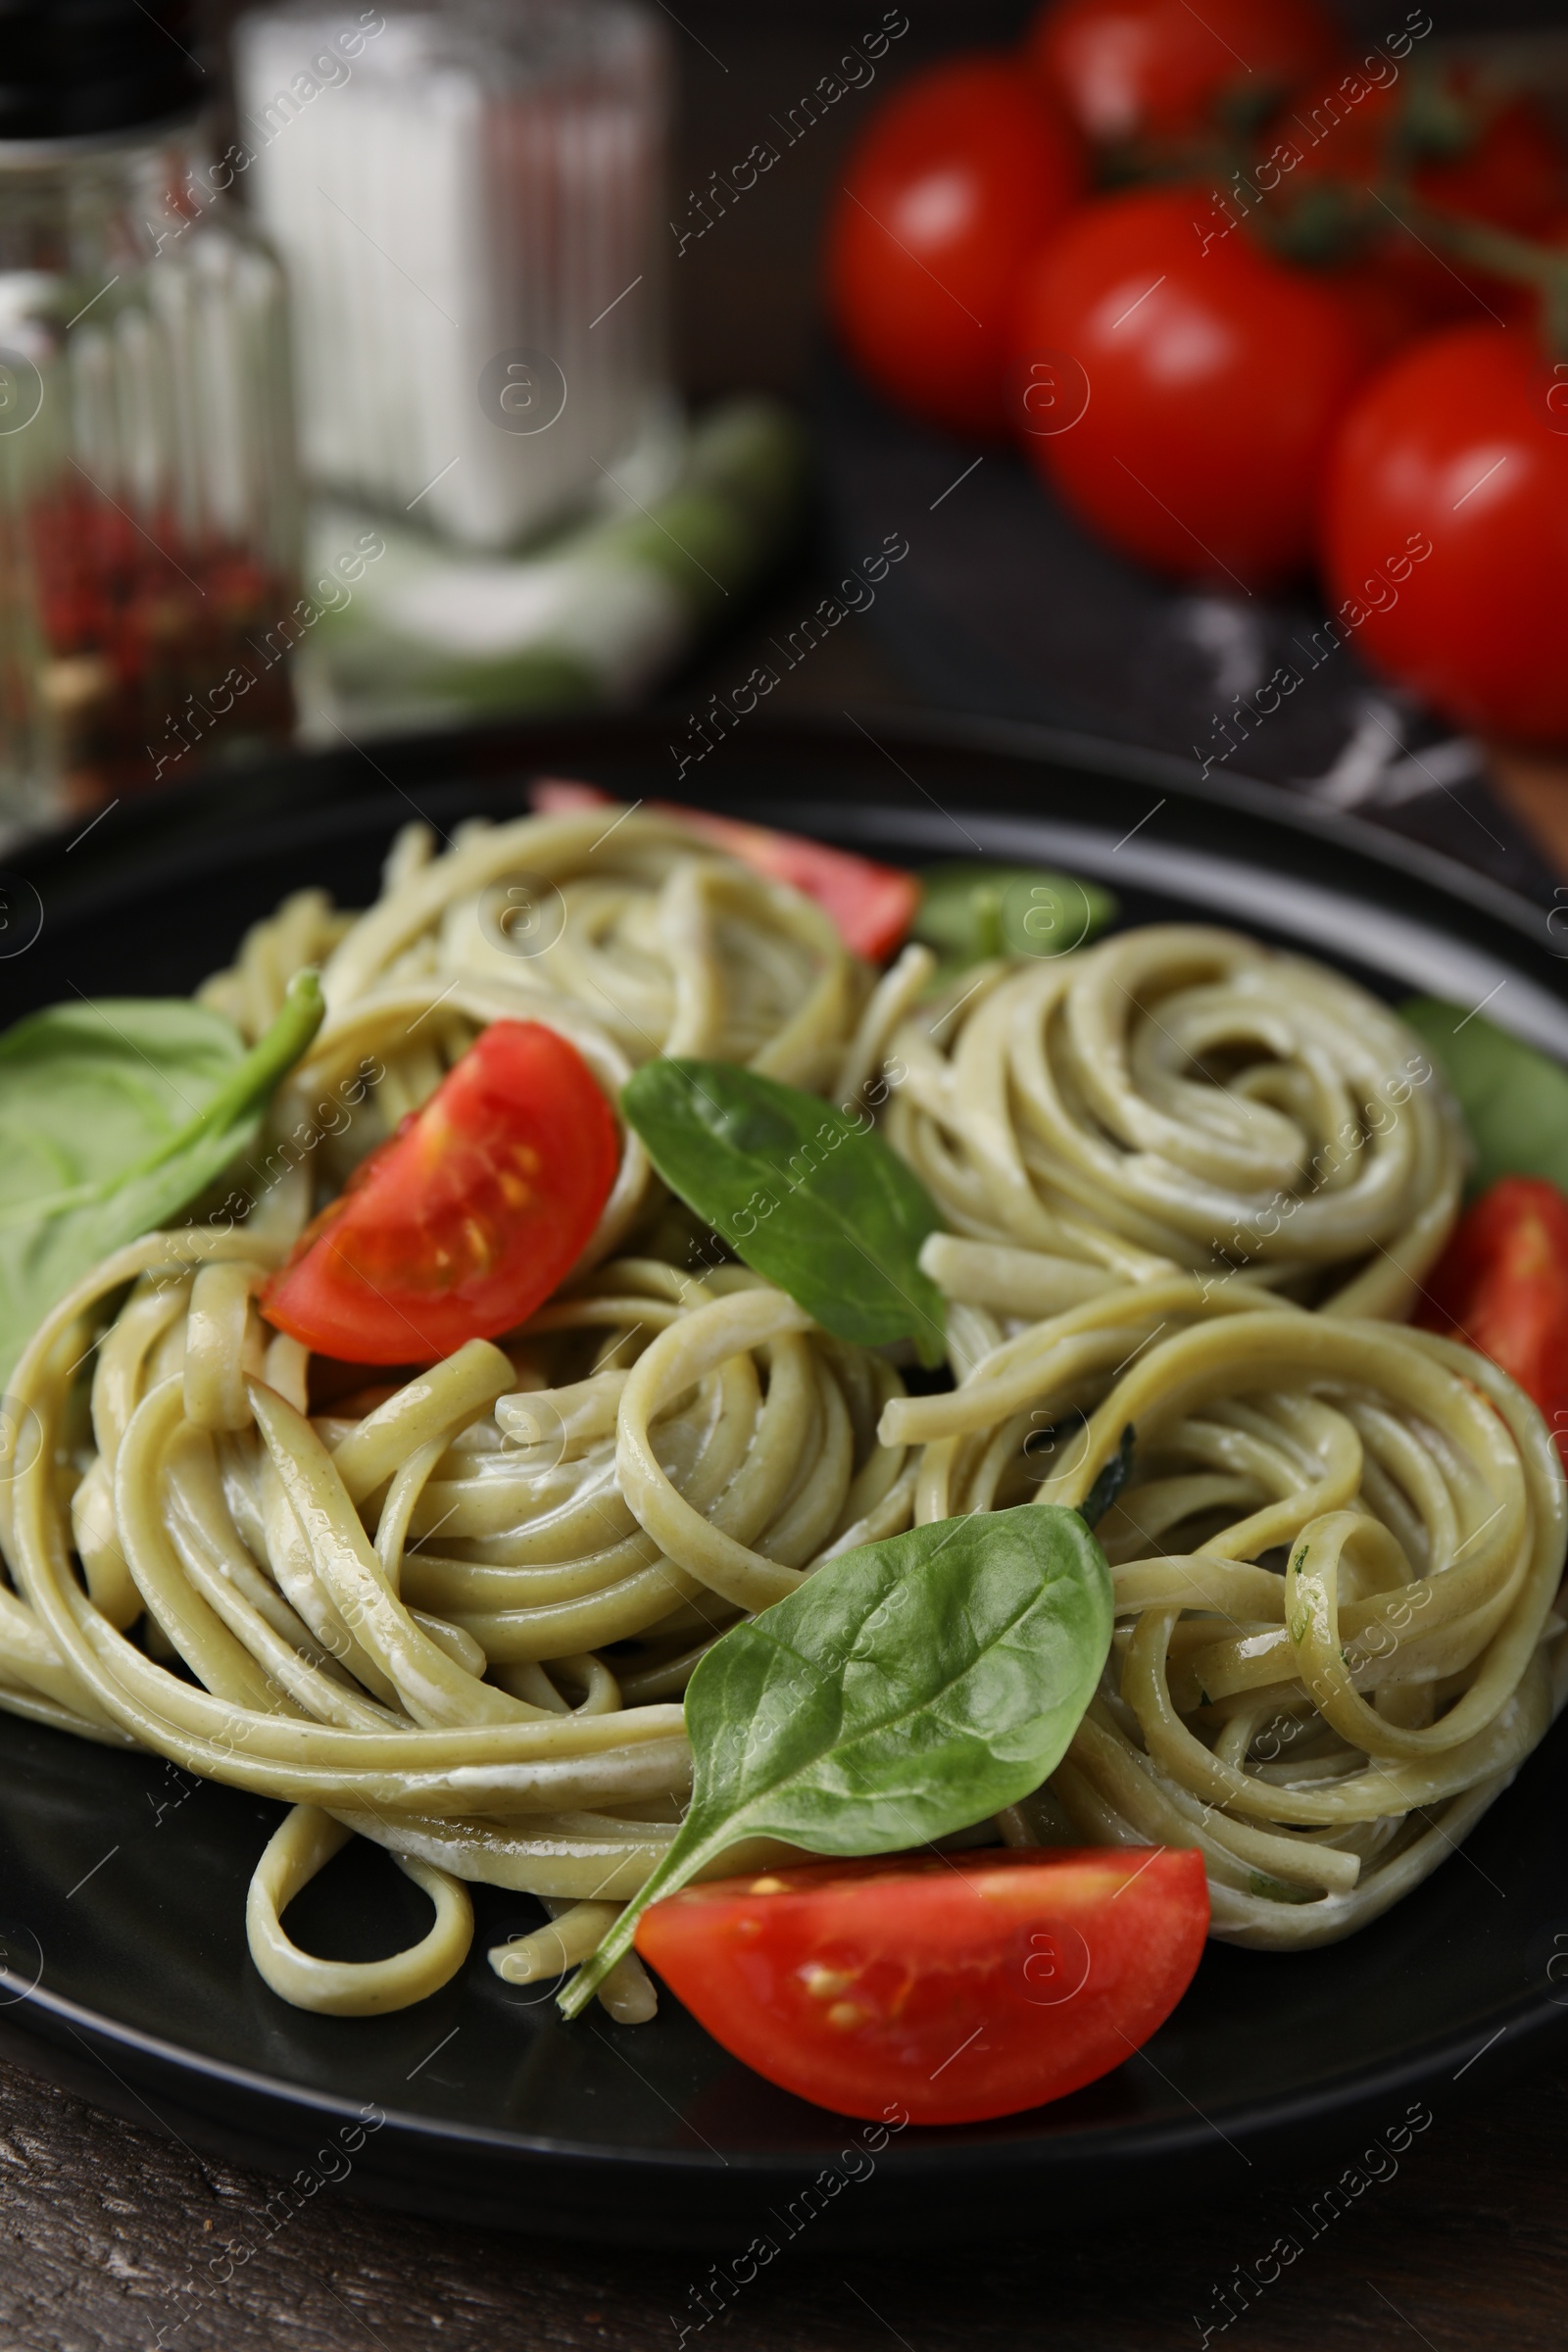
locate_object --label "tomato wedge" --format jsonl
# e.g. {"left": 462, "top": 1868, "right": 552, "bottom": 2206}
{"left": 1416, "top": 1176, "right": 1568, "bottom": 1471}
{"left": 635, "top": 1846, "right": 1208, "bottom": 2124}
{"left": 530, "top": 780, "right": 918, "bottom": 963}
{"left": 262, "top": 1021, "right": 618, "bottom": 1364}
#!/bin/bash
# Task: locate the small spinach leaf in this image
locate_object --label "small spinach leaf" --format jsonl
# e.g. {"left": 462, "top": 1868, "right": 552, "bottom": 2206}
{"left": 559, "top": 1501, "right": 1113, "bottom": 2017}
{"left": 0, "top": 972, "right": 323, "bottom": 1381}
{"left": 621, "top": 1057, "right": 947, "bottom": 1365}
{"left": 914, "top": 863, "right": 1116, "bottom": 981}
{"left": 1401, "top": 998, "right": 1568, "bottom": 1196}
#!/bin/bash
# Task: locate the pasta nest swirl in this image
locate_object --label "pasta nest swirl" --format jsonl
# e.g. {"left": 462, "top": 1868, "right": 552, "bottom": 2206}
{"left": 0, "top": 1230, "right": 909, "bottom": 2016}
{"left": 881, "top": 1281, "right": 1568, "bottom": 1947}
{"left": 202, "top": 807, "right": 870, "bottom": 1089}
{"left": 886, "top": 924, "right": 1467, "bottom": 1318}
{"left": 199, "top": 810, "right": 887, "bottom": 1285}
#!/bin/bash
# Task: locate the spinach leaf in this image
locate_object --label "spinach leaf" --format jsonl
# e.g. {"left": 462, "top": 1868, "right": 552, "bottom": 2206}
{"left": 0, "top": 972, "right": 323, "bottom": 1381}
{"left": 621, "top": 1058, "right": 947, "bottom": 1366}
{"left": 1401, "top": 998, "right": 1568, "bottom": 1196}
{"left": 914, "top": 863, "right": 1116, "bottom": 982}
{"left": 559, "top": 1502, "right": 1113, "bottom": 2018}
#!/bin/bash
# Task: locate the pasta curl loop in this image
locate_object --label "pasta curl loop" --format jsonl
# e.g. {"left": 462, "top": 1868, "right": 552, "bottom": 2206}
{"left": 908, "top": 1288, "right": 1568, "bottom": 1945}
{"left": 0, "top": 1225, "right": 906, "bottom": 2012}
{"left": 887, "top": 925, "right": 1466, "bottom": 1318}
{"left": 202, "top": 807, "right": 868, "bottom": 1093}
{"left": 247, "top": 1804, "right": 474, "bottom": 2015}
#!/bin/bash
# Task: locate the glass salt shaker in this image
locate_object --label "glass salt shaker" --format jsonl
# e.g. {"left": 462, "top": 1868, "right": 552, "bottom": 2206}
{"left": 233, "top": 0, "right": 672, "bottom": 553}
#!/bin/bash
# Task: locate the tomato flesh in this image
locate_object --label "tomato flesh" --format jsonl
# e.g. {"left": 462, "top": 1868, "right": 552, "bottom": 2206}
{"left": 530, "top": 780, "right": 918, "bottom": 962}
{"left": 1012, "top": 186, "right": 1370, "bottom": 589}
{"left": 825, "top": 55, "right": 1085, "bottom": 441}
{"left": 262, "top": 1020, "right": 618, "bottom": 1364}
{"left": 636, "top": 1847, "right": 1208, "bottom": 2125}
{"left": 1417, "top": 1176, "right": 1568, "bottom": 1471}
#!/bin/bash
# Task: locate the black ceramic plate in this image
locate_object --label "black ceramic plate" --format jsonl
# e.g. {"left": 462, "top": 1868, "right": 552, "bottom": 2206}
{"left": 2, "top": 712, "right": 1566, "bottom": 2251}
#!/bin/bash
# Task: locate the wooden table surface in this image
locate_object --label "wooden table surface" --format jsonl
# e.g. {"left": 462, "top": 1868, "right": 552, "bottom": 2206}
{"left": 13, "top": 6, "right": 1568, "bottom": 2345}
{"left": 2, "top": 2032, "right": 1564, "bottom": 2352}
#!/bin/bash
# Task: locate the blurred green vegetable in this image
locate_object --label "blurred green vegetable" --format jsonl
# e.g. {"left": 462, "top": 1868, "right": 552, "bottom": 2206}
{"left": 304, "top": 400, "right": 808, "bottom": 733}
{"left": 1402, "top": 998, "right": 1568, "bottom": 1198}
{"left": 914, "top": 862, "right": 1116, "bottom": 984}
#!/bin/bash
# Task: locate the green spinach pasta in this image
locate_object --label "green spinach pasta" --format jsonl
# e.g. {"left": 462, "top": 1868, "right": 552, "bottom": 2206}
{"left": 887, "top": 1276, "right": 1568, "bottom": 1943}
{"left": 885, "top": 922, "right": 1466, "bottom": 1319}
{"left": 0, "top": 808, "right": 1557, "bottom": 2047}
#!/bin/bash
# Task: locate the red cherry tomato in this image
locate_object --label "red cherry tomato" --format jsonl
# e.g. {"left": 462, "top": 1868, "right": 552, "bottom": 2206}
{"left": 825, "top": 55, "right": 1085, "bottom": 441}
{"left": 635, "top": 1846, "right": 1209, "bottom": 2125}
{"left": 1030, "top": 0, "right": 1338, "bottom": 148}
{"left": 1320, "top": 323, "right": 1568, "bottom": 742}
{"left": 1417, "top": 1177, "right": 1568, "bottom": 1471}
{"left": 529, "top": 781, "right": 918, "bottom": 962}
{"left": 1281, "top": 67, "right": 1568, "bottom": 328}
{"left": 263, "top": 1021, "right": 619, "bottom": 1364}
{"left": 1011, "top": 185, "right": 1370, "bottom": 589}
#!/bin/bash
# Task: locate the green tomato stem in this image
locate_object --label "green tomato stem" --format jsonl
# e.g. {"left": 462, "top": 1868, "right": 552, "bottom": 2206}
{"left": 1379, "top": 180, "right": 1568, "bottom": 360}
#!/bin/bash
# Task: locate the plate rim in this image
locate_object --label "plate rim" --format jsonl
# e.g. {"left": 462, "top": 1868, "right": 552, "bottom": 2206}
{"left": 2, "top": 1951, "right": 1560, "bottom": 2181}
{"left": 9, "top": 704, "right": 1557, "bottom": 960}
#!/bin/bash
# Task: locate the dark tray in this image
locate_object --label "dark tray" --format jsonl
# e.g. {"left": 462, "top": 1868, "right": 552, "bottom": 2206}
{"left": 1, "top": 710, "right": 1564, "bottom": 2249}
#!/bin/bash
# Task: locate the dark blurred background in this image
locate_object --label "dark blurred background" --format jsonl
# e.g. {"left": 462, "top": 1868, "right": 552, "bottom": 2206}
{"left": 14, "top": 0, "right": 1568, "bottom": 852}
{"left": 190, "top": 0, "right": 1568, "bottom": 403}
{"left": 596, "top": 0, "right": 1568, "bottom": 878}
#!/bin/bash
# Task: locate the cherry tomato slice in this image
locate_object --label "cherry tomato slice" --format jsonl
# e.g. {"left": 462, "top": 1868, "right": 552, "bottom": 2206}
{"left": 262, "top": 1020, "right": 618, "bottom": 1364}
{"left": 635, "top": 1846, "right": 1208, "bottom": 2124}
{"left": 529, "top": 781, "right": 919, "bottom": 962}
{"left": 1417, "top": 1176, "right": 1568, "bottom": 1471}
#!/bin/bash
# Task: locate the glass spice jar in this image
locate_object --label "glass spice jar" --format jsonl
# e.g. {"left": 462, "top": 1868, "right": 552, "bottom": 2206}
{"left": 0, "top": 1, "right": 302, "bottom": 823}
